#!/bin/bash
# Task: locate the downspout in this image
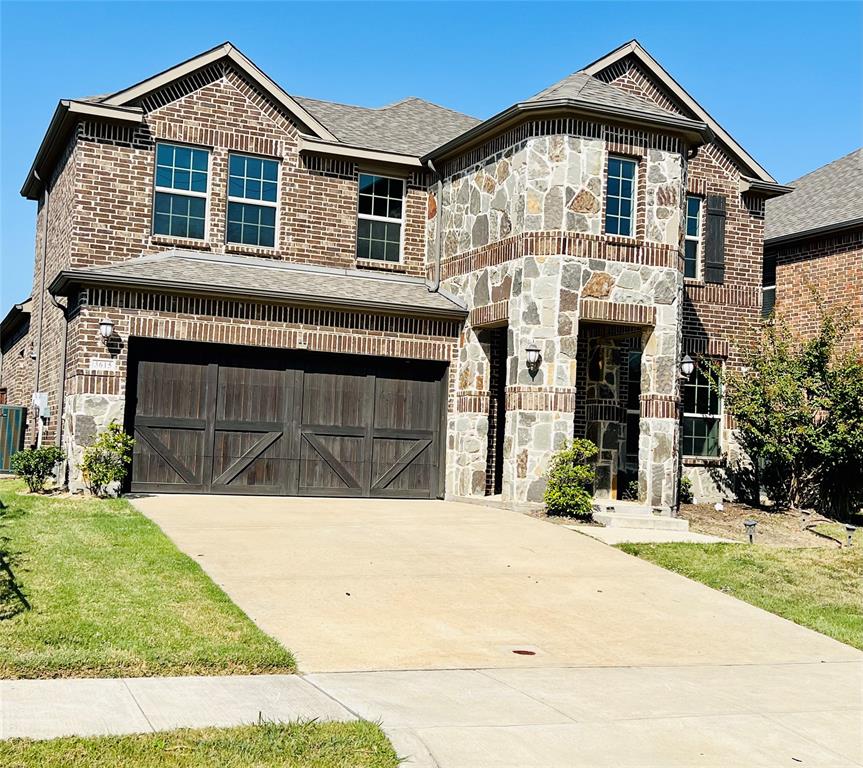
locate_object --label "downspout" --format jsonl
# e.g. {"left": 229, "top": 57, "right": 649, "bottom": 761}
{"left": 426, "top": 159, "right": 443, "bottom": 292}
{"left": 48, "top": 292, "right": 70, "bottom": 451}
{"left": 33, "top": 171, "right": 51, "bottom": 448}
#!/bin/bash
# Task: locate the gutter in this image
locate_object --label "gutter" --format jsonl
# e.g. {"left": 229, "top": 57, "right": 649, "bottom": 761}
{"left": 739, "top": 176, "right": 794, "bottom": 199}
{"left": 764, "top": 217, "right": 863, "bottom": 248}
{"left": 48, "top": 271, "right": 468, "bottom": 321}
{"left": 21, "top": 100, "right": 144, "bottom": 200}
{"left": 298, "top": 135, "right": 423, "bottom": 168}
{"left": 423, "top": 98, "right": 712, "bottom": 162}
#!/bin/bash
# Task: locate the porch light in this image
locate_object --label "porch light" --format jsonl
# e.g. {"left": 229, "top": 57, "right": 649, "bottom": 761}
{"left": 98, "top": 318, "right": 115, "bottom": 343}
{"left": 680, "top": 354, "right": 695, "bottom": 378}
{"left": 846, "top": 524, "right": 856, "bottom": 548}
{"left": 744, "top": 519, "right": 757, "bottom": 544}
{"left": 525, "top": 344, "right": 541, "bottom": 376}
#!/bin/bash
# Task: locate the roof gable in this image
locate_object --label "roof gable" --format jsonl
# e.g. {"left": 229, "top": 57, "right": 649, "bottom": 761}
{"left": 581, "top": 40, "right": 776, "bottom": 183}
{"left": 100, "top": 42, "right": 337, "bottom": 141}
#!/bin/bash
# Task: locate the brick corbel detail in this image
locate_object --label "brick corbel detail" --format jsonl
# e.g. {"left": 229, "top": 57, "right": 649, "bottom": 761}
{"left": 640, "top": 394, "right": 678, "bottom": 419}
{"left": 579, "top": 299, "right": 656, "bottom": 326}
{"left": 505, "top": 386, "right": 577, "bottom": 412}
{"left": 469, "top": 300, "right": 509, "bottom": 328}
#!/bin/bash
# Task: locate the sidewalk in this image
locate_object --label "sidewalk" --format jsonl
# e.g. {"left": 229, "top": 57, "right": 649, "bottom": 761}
{"left": 2, "top": 662, "right": 861, "bottom": 767}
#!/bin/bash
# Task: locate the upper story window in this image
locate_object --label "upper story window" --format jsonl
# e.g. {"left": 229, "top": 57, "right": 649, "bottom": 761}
{"left": 605, "top": 156, "right": 637, "bottom": 237}
{"left": 684, "top": 196, "right": 702, "bottom": 279}
{"left": 356, "top": 173, "right": 404, "bottom": 262}
{"left": 762, "top": 253, "right": 777, "bottom": 317}
{"left": 227, "top": 154, "right": 279, "bottom": 248}
{"left": 153, "top": 143, "right": 209, "bottom": 240}
{"left": 682, "top": 362, "right": 722, "bottom": 457}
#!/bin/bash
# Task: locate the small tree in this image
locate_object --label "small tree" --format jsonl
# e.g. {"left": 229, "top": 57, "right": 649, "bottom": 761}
{"left": 81, "top": 422, "right": 135, "bottom": 498}
{"left": 543, "top": 438, "right": 598, "bottom": 519}
{"left": 722, "top": 307, "right": 863, "bottom": 516}
{"left": 10, "top": 446, "right": 65, "bottom": 493}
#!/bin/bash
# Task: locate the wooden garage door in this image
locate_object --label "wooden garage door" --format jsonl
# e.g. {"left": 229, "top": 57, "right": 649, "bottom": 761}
{"left": 127, "top": 341, "right": 445, "bottom": 498}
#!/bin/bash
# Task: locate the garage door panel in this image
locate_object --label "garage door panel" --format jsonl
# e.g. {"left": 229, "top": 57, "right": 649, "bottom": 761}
{"left": 216, "top": 366, "right": 286, "bottom": 423}
{"left": 299, "top": 433, "right": 365, "bottom": 494}
{"left": 211, "top": 430, "right": 285, "bottom": 491}
{"left": 371, "top": 437, "right": 434, "bottom": 495}
{"left": 132, "top": 426, "right": 206, "bottom": 487}
{"left": 137, "top": 360, "right": 208, "bottom": 420}
{"left": 374, "top": 375, "right": 440, "bottom": 431}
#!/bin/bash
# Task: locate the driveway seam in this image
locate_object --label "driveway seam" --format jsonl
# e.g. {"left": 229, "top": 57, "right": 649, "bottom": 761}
{"left": 473, "top": 668, "right": 579, "bottom": 724}
{"left": 121, "top": 678, "right": 156, "bottom": 734}
{"left": 298, "top": 675, "right": 363, "bottom": 721}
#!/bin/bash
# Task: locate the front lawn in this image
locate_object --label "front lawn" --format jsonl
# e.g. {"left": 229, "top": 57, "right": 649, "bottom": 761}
{"left": 619, "top": 539, "right": 863, "bottom": 650}
{"left": 0, "top": 478, "right": 295, "bottom": 678}
{"left": 0, "top": 721, "right": 399, "bottom": 768}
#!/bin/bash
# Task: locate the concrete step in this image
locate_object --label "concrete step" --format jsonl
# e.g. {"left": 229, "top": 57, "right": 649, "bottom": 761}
{"left": 592, "top": 501, "right": 659, "bottom": 517}
{"left": 593, "top": 511, "right": 689, "bottom": 531}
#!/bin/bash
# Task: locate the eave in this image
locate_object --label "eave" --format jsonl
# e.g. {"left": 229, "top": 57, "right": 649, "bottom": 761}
{"left": 739, "top": 176, "right": 794, "bottom": 199}
{"left": 764, "top": 217, "right": 863, "bottom": 248}
{"left": 298, "top": 136, "right": 424, "bottom": 169}
{"left": 47, "top": 271, "right": 468, "bottom": 321}
{"left": 21, "top": 101, "right": 144, "bottom": 200}
{"left": 424, "top": 98, "right": 712, "bottom": 163}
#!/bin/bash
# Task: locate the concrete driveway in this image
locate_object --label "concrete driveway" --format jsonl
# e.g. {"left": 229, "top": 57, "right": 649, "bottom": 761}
{"left": 131, "top": 495, "right": 858, "bottom": 673}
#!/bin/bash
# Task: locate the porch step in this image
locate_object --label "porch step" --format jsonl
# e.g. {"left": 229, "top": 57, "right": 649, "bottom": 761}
{"left": 593, "top": 508, "right": 689, "bottom": 531}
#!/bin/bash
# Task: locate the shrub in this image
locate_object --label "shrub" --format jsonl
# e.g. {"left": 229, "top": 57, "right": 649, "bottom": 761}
{"left": 679, "top": 475, "right": 694, "bottom": 504}
{"left": 10, "top": 446, "right": 65, "bottom": 493}
{"left": 543, "top": 439, "right": 598, "bottom": 519}
{"left": 81, "top": 422, "right": 135, "bottom": 498}
{"left": 623, "top": 479, "right": 640, "bottom": 501}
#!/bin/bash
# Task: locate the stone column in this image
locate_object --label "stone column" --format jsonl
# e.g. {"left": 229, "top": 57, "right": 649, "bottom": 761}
{"left": 503, "top": 255, "right": 579, "bottom": 504}
{"left": 638, "top": 301, "right": 681, "bottom": 510}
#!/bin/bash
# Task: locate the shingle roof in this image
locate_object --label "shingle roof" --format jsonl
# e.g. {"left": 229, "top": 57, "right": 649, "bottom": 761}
{"left": 293, "top": 96, "right": 481, "bottom": 157}
{"left": 527, "top": 71, "right": 683, "bottom": 122}
{"left": 765, "top": 148, "right": 863, "bottom": 241}
{"left": 49, "top": 251, "right": 466, "bottom": 318}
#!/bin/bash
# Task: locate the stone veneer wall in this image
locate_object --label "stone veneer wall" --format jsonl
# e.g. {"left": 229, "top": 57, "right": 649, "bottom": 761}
{"left": 433, "top": 122, "right": 687, "bottom": 506}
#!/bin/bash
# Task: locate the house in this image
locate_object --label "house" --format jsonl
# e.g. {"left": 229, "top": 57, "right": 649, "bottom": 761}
{"left": 0, "top": 39, "right": 789, "bottom": 506}
{"left": 763, "top": 148, "right": 862, "bottom": 349}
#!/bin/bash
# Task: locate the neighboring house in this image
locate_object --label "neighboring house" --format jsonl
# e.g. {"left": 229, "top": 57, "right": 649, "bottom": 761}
{"left": 763, "top": 148, "right": 863, "bottom": 349}
{"left": 0, "top": 297, "right": 33, "bottom": 408}
{"left": 5, "top": 39, "right": 788, "bottom": 505}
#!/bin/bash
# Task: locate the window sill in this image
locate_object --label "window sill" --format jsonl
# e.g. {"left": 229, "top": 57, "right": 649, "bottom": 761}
{"left": 604, "top": 234, "right": 640, "bottom": 246}
{"left": 683, "top": 456, "right": 724, "bottom": 467}
{"left": 224, "top": 243, "right": 279, "bottom": 258}
{"left": 684, "top": 278, "right": 704, "bottom": 287}
{"left": 356, "top": 258, "right": 409, "bottom": 274}
{"left": 150, "top": 235, "right": 211, "bottom": 251}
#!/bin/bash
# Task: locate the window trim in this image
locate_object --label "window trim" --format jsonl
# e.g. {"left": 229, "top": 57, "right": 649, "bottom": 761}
{"left": 682, "top": 361, "right": 723, "bottom": 458}
{"left": 684, "top": 195, "right": 702, "bottom": 280}
{"left": 225, "top": 152, "right": 281, "bottom": 250}
{"left": 355, "top": 171, "right": 406, "bottom": 264}
{"left": 152, "top": 141, "right": 211, "bottom": 242}
{"left": 762, "top": 253, "right": 777, "bottom": 317}
{"left": 604, "top": 154, "right": 638, "bottom": 239}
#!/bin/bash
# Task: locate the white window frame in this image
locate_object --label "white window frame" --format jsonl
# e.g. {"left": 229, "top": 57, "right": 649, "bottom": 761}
{"left": 605, "top": 155, "right": 638, "bottom": 238}
{"left": 356, "top": 172, "right": 406, "bottom": 264}
{"left": 684, "top": 195, "right": 702, "bottom": 280}
{"left": 225, "top": 152, "right": 280, "bottom": 249}
{"left": 152, "top": 141, "right": 211, "bottom": 242}
{"left": 682, "top": 361, "right": 723, "bottom": 458}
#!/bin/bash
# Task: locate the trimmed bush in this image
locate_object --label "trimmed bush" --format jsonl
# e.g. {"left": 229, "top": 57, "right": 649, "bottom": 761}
{"left": 10, "top": 446, "right": 65, "bottom": 493}
{"left": 543, "top": 439, "right": 598, "bottom": 519}
{"left": 81, "top": 422, "right": 135, "bottom": 498}
{"left": 679, "top": 474, "right": 694, "bottom": 504}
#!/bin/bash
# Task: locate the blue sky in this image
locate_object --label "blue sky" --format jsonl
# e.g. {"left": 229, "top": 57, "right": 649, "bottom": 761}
{"left": 1, "top": 1, "right": 861, "bottom": 309}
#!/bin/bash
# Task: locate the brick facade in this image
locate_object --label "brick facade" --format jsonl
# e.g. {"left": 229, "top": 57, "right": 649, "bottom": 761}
{"left": 766, "top": 228, "right": 863, "bottom": 350}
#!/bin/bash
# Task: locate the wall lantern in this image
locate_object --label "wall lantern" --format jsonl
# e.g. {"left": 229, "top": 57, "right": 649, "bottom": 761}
{"left": 680, "top": 354, "right": 695, "bottom": 379}
{"left": 98, "top": 318, "right": 115, "bottom": 343}
{"left": 525, "top": 343, "right": 542, "bottom": 377}
{"left": 744, "top": 519, "right": 757, "bottom": 544}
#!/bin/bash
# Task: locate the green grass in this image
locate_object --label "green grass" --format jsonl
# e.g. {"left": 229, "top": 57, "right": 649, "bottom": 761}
{"left": 618, "top": 540, "right": 863, "bottom": 650}
{"left": 0, "top": 721, "right": 399, "bottom": 768}
{"left": 0, "top": 478, "right": 295, "bottom": 678}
